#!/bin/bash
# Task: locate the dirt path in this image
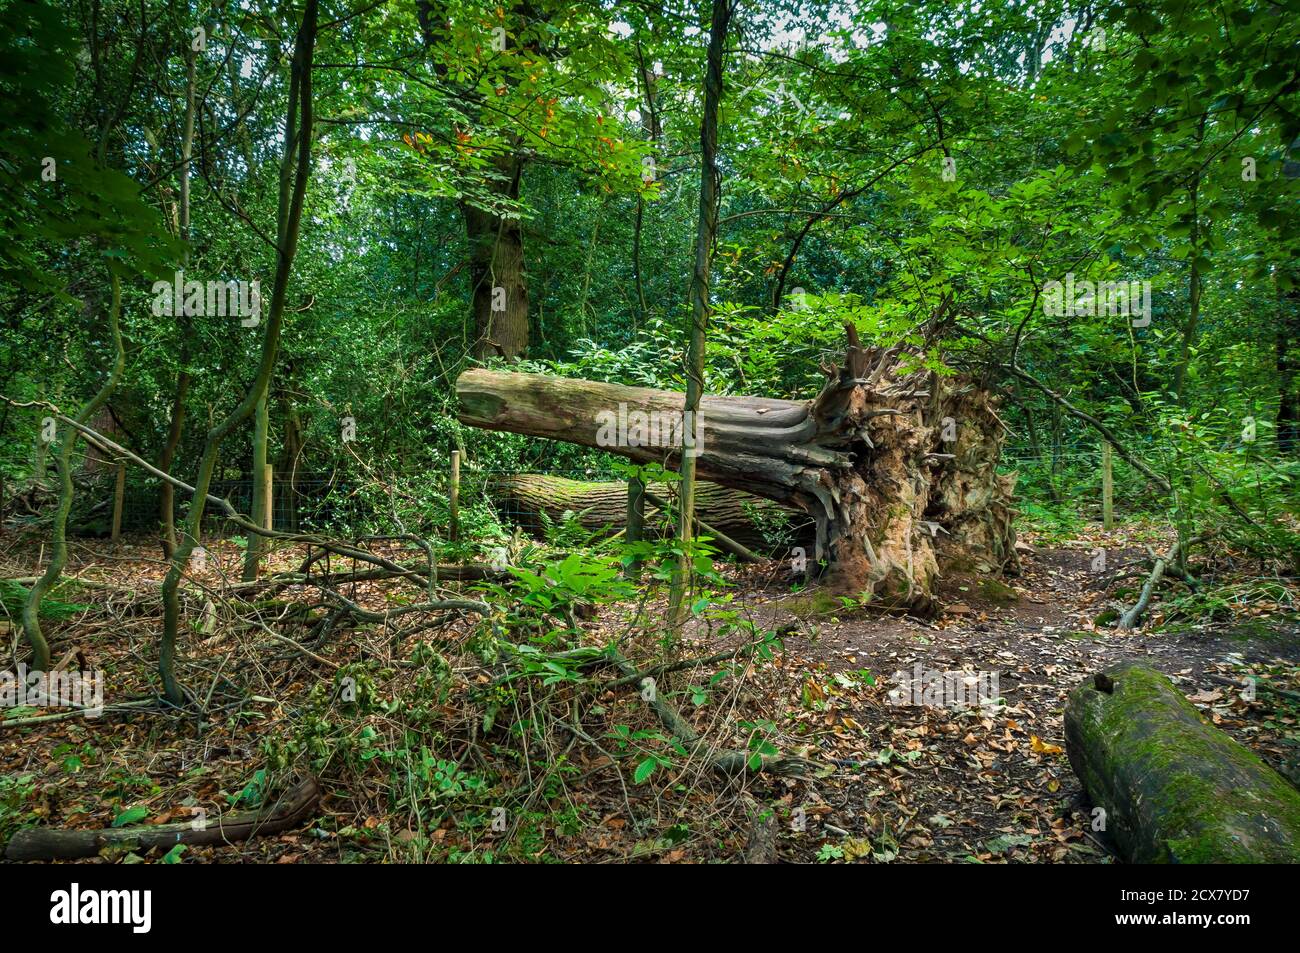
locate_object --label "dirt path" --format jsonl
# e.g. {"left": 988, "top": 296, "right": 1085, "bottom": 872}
{"left": 701, "top": 535, "right": 1300, "bottom": 862}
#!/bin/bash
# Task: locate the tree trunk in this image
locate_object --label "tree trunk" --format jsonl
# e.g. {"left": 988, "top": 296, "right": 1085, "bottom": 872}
{"left": 927, "top": 380, "right": 1020, "bottom": 576}
{"left": 1176, "top": 112, "right": 1208, "bottom": 401}
{"left": 457, "top": 322, "right": 1017, "bottom": 613}
{"left": 672, "top": 0, "right": 731, "bottom": 623}
{"left": 1065, "top": 664, "right": 1300, "bottom": 863}
{"left": 276, "top": 373, "right": 304, "bottom": 531}
{"left": 242, "top": 391, "right": 269, "bottom": 581}
{"left": 1278, "top": 289, "right": 1299, "bottom": 455}
{"left": 158, "top": 42, "right": 198, "bottom": 560}
{"left": 416, "top": 2, "right": 532, "bottom": 361}
{"left": 1280, "top": 142, "right": 1300, "bottom": 455}
{"left": 491, "top": 473, "right": 816, "bottom": 553}
{"left": 462, "top": 156, "right": 529, "bottom": 360}
{"left": 631, "top": 35, "right": 660, "bottom": 327}
{"left": 31, "top": 384, "right": 48, "bottom": 485}
{"left": 23, "top": 275, "right": 124, "bottom": 670}
{"left": 157, "top": 0, "right": 318, "bottom": 704}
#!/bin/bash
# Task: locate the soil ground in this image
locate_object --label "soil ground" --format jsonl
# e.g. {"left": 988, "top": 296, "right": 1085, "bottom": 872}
{"left": 707, "top": 533, "right": 1300, "bottom": 862}
{"left": 2, "top": 526, "right": 1297, "bottom": 864}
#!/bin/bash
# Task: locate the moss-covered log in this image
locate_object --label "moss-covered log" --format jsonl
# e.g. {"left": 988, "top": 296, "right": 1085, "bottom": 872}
{"left": 491, "top": 473, "right": 816, "bottom": 554}
{"left": 1065, "top": 664, "right": 1300, "bottom": 863}
{"left": 458, "top": 324, "right": 1018, "bottom": 612}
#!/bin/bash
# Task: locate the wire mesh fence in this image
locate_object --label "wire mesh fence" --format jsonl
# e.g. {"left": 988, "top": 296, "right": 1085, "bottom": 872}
{"left": 108, "top": 464, "right": 636, "bottom": 540}
{"left": 94, "top": 460, "right": 810, "bottom": 556}
{"left": 111, "top": 471, "right": 385, "bottom": 537}
{"left": 25, "top": 430, "right": 1296, "bottom": 546}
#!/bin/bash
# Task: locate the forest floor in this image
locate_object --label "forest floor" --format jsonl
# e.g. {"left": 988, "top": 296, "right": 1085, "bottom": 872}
{"left": 703, "top": 530, "right": 1300, "bottom": 862}
{"left": 1, "top": 524, "right": 1297, "bottom": 864}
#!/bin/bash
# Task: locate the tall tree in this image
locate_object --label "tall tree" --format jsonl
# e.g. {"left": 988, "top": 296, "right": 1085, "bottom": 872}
{"left": 158, "top": 36, "right": 197, "bottom": 559}
{"left": 669, "top": 0, "right": 733, "bottom": 624}
{"left": 158, "top": 0, "right": 319, "bottom": 702}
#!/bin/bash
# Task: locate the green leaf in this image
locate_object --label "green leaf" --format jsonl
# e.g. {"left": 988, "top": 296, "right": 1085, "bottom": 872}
{"left": 633, "top": 758, "right": 657, "bottom": 784}
{"left": 111, "top": 806, "right": 149, "bottom": 828}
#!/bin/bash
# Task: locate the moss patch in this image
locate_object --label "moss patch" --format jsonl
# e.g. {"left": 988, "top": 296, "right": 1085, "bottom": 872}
{"left": 1065, "top": 664, "right": 1300, "bottom": 863}
{"left": 977, "top": 578, "right": 1019, "bottom": 604}
{"left": 780, "top": 589, "right": 850, "bottom": 620}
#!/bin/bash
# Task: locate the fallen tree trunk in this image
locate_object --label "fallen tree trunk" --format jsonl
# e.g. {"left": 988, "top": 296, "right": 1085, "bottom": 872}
{"left": 459, "top": 323, "right": 1017, "bottom": 612}
{"left": 1116, "top": 538, "right": 1195, "bottom": 630}
{"left": 1065, "top": 665, "right": 1300, "bottom": 863}
{"left": 5, "top": 775, "right": 321, "bottom": 861}
{"left": 641, "top": 489, "right": 760, "bottom": 563}
{"left": 492, "top": 473, "right": 814, "bottom": 554}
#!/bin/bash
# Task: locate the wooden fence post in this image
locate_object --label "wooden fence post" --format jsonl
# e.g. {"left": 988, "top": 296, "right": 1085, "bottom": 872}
{"left": 449, "top": 450, "right": 461, "bottom": 542}
{"left": 626, "top": 475, "right": 645, "bottom": 577}
{"left": 263, "top": 464, "right": 274, "bottom": 531}
{"left": 111, "top": 462, "right": 126, "bottom": 541}
{"left": 1102, "top": 440, "right": 1114, "bottom": 530}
